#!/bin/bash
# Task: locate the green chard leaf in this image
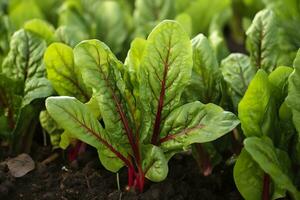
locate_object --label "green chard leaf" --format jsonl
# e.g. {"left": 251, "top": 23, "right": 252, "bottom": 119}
{"left": 139, "top": 20, "right": 193, "bottom": 143}
{"left": 182, "top": 33, "right": 222, "bottom": 104}
{"left": 246, "top": 9, "right": 278, "bottom": 73}
{"left": 46, "top": 96, "right": 129, "bottom": 172}
{"left": 238, "top": 70, "right": 277, "bottom": 138}
{"left": 268, "top": 66, "right": 293, "bottom": 104}
{"left": 234, "top": 149, "right": 264, "bottom": 200}
{"left": 221, "top": 53, "right": 256, "bottom": 111}
{"left": 123, "top": 38, "right": 147, "bottom": 133}
{"left": 160, "top": 101, "right": 239, "bottom": 152}
{"left": 0, "top": 28, "right": 52, "bottom": 152}
{"left": 2, "top": 29, "right": 46, "bottom": 82}
{"left": 74, "top": 39, "right": 133, "bottom": 151}
{"left": 244, "top": 137, "right": 300, "bottom": 200}
{"left": 141, "top": 144, "right": 168, "bottom": 182}
{"left": 235, "top": 137, "right": 298, "bottom": 200}
{"left": 44, "top": 42, "right": 91, "bottom": 102}
{"left": 2, "top": 29, "right": 53, "bottom": 108}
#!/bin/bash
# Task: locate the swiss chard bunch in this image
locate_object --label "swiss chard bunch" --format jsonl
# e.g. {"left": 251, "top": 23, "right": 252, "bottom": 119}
{"left": 232, "top": 44, "right": 300, "bottom": 199}
{"left": 46, "top": 20, "right": 239, "bottom": 191}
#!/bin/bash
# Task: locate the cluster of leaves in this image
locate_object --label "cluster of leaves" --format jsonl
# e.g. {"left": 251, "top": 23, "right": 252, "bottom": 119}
{"left": 45, "top": 20, "right": 239, "bottom": 191}
{"left": 1, "top": 0, "right": 300, "bottom": 198}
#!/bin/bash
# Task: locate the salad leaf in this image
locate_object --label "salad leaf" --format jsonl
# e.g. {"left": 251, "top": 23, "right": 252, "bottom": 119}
{"left": 182, "top": 34, "right": 222, "bottom": 104}
{"left": 44, "top": 42, "right": 91, "bottom": 102}
{"left": 246, "top": 9, "right": 278, "bottom": 73}
{"left": 244, "top": 137, "right": 300, "bottom": 200}
{"left": 221, "top": 53, "right": 256, "bottom": 111}
{"left": 234, "top": 149, "right": 264, "bottom": 200}
{"left": 238, "top": 70, "right": 276, "bottom": 138}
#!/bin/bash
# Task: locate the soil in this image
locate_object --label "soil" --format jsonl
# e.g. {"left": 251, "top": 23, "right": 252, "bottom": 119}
{"left": 0, "top": 145, "right": 242, "bottom": 200}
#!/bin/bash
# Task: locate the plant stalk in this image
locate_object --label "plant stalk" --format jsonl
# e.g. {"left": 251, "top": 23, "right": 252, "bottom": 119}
{"left": 262, "top": 173, "right": 270, "bottom": 200}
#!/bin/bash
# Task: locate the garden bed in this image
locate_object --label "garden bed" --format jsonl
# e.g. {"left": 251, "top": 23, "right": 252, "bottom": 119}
{"left": 0, "top": 146, "right": 241, "bottom": 200}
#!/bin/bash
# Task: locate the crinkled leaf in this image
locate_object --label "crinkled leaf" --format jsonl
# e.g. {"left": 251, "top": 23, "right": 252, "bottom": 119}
{"left": 139, "top": 20, "right": 193, "bottom": 143}
{"left": 246, "top": 9, "right": 278, "bottom": 73}
{"left": 44, "top": 42, "right": 91, "bottom": 102}
{"left": 142, "top": 145, "right": 168, "bottom": 182}
{"left": 221, "top": 53, "right": 256, "bottom": 110}
{"left": 46, "top": 96, "right": 129, "bottom": 172}
{"left": 160, "top": 101, "right": 239, "bottom": 152}
{"left": 74, "top": 40, "right": 132, "bottom": 150}
{"left": 244, "top": 137, "right": 300, "bottom": 200}
{"left": 234, "top": 149, "right": 264, "bottom": 200}
{"left": 1, "top": 29, "right": 47, "bottom": 82}
{"left": 22, "top": 77, "right": 53, "bottom": 107}
{"left": 238, "top": 70, "right": 276, "bottom": 137}
{"left": 182, "top": 34, "right": 222, "bottom": 104}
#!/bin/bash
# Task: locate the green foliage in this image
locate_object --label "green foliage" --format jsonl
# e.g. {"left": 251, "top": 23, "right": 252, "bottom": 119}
{"left": 238, "top": 70, "right": 276, "bottom": 138}
{"left": 0, "top": 28, "right": 53, "bottom": 152}
{"left": 182, "top": 34, "right": 222, "bottom": 104}
{"left": 235, "top": 52, "right": 300, "bottom": 199}
{"left": 246, "top": 9, "right": 278, "bottom": 73}
{"left": 2, "top": 0, "right": 300, "bottom": 197}
{"left": 46, "top": 21, "right": 239, "bottom": 190}
{"left": 221, "top": 53, "right": 256, "bottom": 111}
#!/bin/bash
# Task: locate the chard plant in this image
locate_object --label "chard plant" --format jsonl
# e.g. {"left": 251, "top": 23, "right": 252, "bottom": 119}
{"left": 234, "top": 65, "right": 300, "bottom": 200}
{"left": 46, "top": 20, "right": 239, "bottom": 191}
{"left": 0, "top": 28, "right": 53, "bottom": 153}
{"left": 228, "top": 8, "right": 300, "bottom": 200}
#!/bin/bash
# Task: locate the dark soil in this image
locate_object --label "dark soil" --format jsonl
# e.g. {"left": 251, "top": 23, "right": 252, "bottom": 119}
{"left": 0, "top": 145, "right": 241, "bottom": 200}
